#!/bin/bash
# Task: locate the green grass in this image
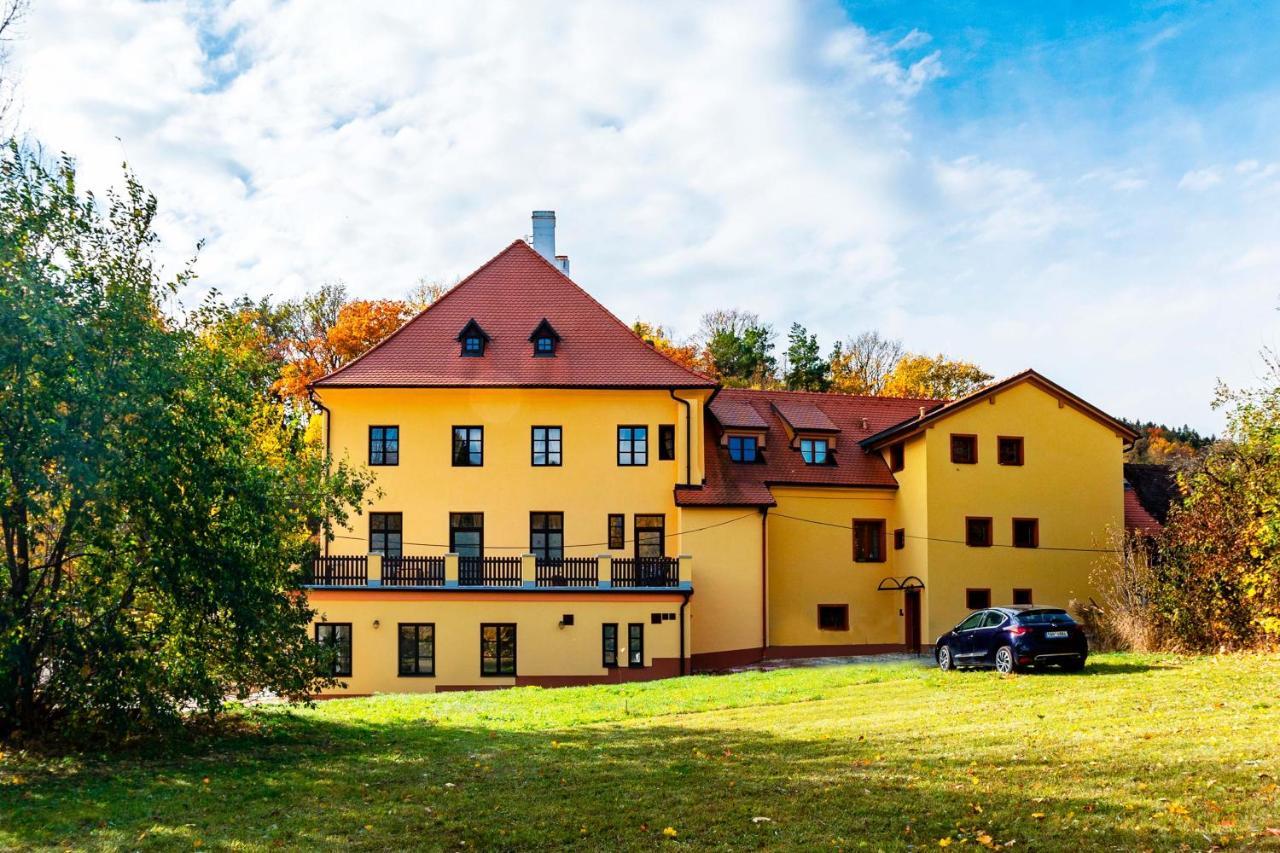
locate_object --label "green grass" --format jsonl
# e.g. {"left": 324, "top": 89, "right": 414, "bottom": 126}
{"left": 3, "top": 653, "right": 1280, "bottom": 850}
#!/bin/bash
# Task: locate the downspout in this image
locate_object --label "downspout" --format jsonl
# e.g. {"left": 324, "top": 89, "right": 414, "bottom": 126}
{"left": 669, "top": 389, "right": 693, "bottom": 486}
{"left": 760, "top": 506, "right": 769, "bottom": 661}
{"left": 678, "top": 589, "right": 692, "bottom": 676}
{"left": 308, "top": 388, "right": 332, "bottom": 558}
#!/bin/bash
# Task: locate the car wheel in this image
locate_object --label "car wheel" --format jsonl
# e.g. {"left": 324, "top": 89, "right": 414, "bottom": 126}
{"left": 995, "top": 646, "right": 1018, "bottom": 675}
{"left": 937, "top": 645, "right": 955, "bottom": 671}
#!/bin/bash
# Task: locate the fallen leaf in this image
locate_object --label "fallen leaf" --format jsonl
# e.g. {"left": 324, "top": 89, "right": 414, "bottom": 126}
{"left": 1031, "top": 813, "right": 1045, "bottom": 820}
{"left": 938, "top": 839, "right": 952, "bottom": 848}
{"left": 663, "top": 827, "right": 678, "bottom": 838}
{"left": 751, "top": 816, "right": 772, "bottom": 823}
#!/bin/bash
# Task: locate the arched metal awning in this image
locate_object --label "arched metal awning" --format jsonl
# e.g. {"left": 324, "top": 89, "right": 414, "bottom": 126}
{"left": 876, "top": 575, "right": 925, "bottom": 591}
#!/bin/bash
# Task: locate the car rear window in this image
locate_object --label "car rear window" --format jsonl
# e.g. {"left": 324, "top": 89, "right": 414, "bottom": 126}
{"left": 1017, "top": 609, "right": 1075, "bottom": 625}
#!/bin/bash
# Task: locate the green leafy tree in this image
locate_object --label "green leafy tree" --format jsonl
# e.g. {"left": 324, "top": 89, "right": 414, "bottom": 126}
{"left": 783, "top": 323, "right": 829, "bottom": 391}
{"left": 0, "top": 143, "right": 372, "bottom": 739}
{"left": 699, "top": 309, "right": 776, "bottom": 388}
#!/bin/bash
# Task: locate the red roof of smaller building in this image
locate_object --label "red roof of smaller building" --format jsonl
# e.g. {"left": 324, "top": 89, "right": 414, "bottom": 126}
{"left": 1124, "top": 487, "right": 1162, "bottom": 535}
{"left": 676, "top": 388, "right": 943, "bottom": 506}
{"left": 314, "top": 240, "right": 716, "bottom": 389}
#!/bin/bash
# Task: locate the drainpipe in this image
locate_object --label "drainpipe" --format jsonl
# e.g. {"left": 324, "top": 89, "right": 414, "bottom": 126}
{"left": 308, "top": 388, "right": 332, "bottom": 558}
{"left": 678, "top": 589, "right": 692, "bottom": 676}
{"left": 669, "top": 389, "right": 692, "bottom": 486}
{"left": 760, "top": 506, "right": 769, "bottom": 661}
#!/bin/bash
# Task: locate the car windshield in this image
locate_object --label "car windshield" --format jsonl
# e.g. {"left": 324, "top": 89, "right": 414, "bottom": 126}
{"left": 1017, "top": 609, "right": 1074, "bottom": 625}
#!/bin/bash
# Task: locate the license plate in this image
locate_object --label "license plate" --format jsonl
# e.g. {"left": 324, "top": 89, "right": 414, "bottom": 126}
{"left": 1046, "top": 630, "right": 1069, "bottom": 639}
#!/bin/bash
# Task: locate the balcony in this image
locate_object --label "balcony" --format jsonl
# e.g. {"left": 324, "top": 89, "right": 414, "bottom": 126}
{"left": 302, "top": 553, "right": 690, "bottom": 591}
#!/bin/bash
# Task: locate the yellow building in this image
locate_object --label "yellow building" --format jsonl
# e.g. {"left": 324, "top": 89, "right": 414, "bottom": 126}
{"left": 305, "top": 212, "right": 1138, "bottom": 694}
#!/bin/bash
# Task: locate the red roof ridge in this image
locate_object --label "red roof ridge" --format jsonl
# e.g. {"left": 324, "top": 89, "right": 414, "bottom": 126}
{"left": 718, "top": 386, "right": 945, "bottom": 406}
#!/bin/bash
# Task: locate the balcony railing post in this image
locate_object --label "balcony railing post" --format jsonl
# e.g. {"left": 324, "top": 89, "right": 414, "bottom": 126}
{"left": 367, "top": 554, "right": 383, "bottom": 587}
{"left": 521, "top": 553, "right": 537, "bottom": 589}
{"left": 597, "top": 554, "right": 612, "bottom": 589}
{"left": 678, "top": 554, "right": 692, "bottom": 589}
{"left": 444, "top": 553, "right": 459, "bottom": 588}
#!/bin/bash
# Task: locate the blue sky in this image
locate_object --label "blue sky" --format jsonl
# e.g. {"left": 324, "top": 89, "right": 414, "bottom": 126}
{"left": 9, "top": 0, "right": 1280, "bottom": 430}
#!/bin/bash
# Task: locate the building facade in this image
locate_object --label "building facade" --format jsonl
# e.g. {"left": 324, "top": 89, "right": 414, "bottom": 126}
{"left": 305, "top": 213, "right": 1137, "bottom": 694}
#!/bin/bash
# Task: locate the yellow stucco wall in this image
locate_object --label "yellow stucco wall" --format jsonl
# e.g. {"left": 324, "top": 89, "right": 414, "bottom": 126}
{"left": 919, "top": 381, "right": 1126, "bottom": 640}
{"left": 677, "top": 506, "right": 764, "bottom": 660}
{"left": 308, "top": 591, "right": 688, "bottom": 694}
{"left": 316, "top": 387, "right": 709, "bottom": 558}
{"left": 765, "top": 487, "right": 903, "bottom": 650}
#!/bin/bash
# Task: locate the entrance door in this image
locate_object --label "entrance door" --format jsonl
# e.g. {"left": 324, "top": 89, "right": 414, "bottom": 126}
{"left": 903, "top": 589, "right": 922, "bottom": 655}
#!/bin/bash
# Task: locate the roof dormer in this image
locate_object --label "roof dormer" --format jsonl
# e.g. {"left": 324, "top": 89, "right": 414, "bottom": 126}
{"left": 528, "top": 318, "right": 561, "bottom": 357}
{"left": 456, "top": 318, "right": 490, "bottom": 357}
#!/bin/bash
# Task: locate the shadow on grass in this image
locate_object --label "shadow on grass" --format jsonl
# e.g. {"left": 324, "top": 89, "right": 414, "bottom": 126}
{"left": 0, "top": 708, "right": 1238, "bottom": 851}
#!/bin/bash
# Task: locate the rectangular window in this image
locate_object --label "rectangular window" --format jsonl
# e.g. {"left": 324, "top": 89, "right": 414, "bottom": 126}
{"left": 618, "top": 426, "right": 648, "bottom": 466}
{"left": 1013, "top": 518, "right": 1039, "bottom": 548}
{"left": 966, "top": 588, "right": 992, "bottom": 610}
{"left": 531, "top": 426, "right": 562, "bottom": 466}
{"left": 818, "top": 604, "right": 849, "bottom": 631}
{"left": 800, "top": 438, "right": 829, "bottom": 465}
{"left": 607, "top": 514, "right": 625, "bottom": 550}
{"left": 627, "top": 623, "right": 644, "bottom": 667}
{"left": 602, "top": 623, "right": 618, "bottom": 667}
{"left": 1013, "top": 588, "right": 1034, "bottom": 605}
{"left": 449, "top": 512, "right": 483, "bottom": 557}
{"left": 480, "top": 623, "right": 517, "bottom": 676}
{"left": 658, "top": 424, "right": 676, "bottom": 461}
{"left": 889, "top": 442, "right": 905, "bottom": 472}
{"left": 634, "top": 515, "right": 665, "bottom": 558}
{"left": 315, "top": 623, "right": 352, "bottom": 677}
{"left": 998, "top": 436, "right": 1024, "bottom": 466}
{"left": 727, "top": 435, "right": 759, "bottom": 462}
{"left": 452, "top": 426, "right": 483, "bottom": 466}
{"left": 530, "top": 512, "right": 564, "bottom": 561}
{"left": 965, "top": 517, "right": 993, "bottom": 547}
{"left": 852, "top": 519, "right": 886, "bottom": 563}
{"left": 894, "top": 528, "right": 906, "bottom": 550}
{"left": 369, "top": 512, "right": 403, "bottom": 558}
{"left": 951, "top": 434, "right": 978, "bottom": 464}
{"left": 398, "top": 623, "right": 435, "bottom": 677}
{"left": 369, "top": 425, "right": 399, "bottom": 466}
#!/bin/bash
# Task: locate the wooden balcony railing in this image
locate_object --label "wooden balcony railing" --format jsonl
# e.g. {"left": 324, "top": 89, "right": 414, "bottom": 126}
{"left": 610, "top": 557, "right": 681, "bottom": 588}
{"left": 535, "top": 557, "right": 599, "bottom": 587}
{"left": 304, "top": 555, "right": 368, "bottom": 586}
{"left": 459, "top": 555, "right": 523, "bottom": 587}
{"left": 383, "top": 555, "right": 445, "bottom": 587}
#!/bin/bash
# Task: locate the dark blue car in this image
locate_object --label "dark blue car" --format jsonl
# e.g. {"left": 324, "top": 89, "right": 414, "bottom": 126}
{"left": 935, "top": 606, "right": 1087, "bottom": 674}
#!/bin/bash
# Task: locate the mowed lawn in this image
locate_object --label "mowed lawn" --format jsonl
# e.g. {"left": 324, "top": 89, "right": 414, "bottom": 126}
{"left": 3, "top": 654, "right": 1280, "bottom": 851}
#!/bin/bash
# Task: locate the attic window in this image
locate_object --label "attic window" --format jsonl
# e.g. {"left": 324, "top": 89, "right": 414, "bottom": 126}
{"left": 528, "top": 318, "right": 561, "bottom": 357}
{"left": 456, "top": 319, "right": 490, "bottom": 357}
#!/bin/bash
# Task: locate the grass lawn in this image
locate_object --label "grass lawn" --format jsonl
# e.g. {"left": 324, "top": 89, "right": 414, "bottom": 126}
{"left": 3, "top": 653, "right": 1280, "bottom": 850}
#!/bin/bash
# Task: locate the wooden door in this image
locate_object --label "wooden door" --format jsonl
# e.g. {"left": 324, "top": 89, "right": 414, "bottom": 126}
{"left": 904, "top": 589, "right": 922, "bottom": 654}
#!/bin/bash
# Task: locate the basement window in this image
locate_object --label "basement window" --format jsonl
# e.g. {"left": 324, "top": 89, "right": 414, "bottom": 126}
{"left": 818, "top": 604, "right": 849, "bottom": 631}
{"left": 966, "top": 589, "right": 992, "bottom": 610}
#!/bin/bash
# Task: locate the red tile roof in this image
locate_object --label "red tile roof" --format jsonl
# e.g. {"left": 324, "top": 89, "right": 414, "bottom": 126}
{"left": 314, "top": 240, "right": 716, "bottom": 389}
{"left": 1124, "top": 486, "right": 1162, "bottom": 535}
{"left": 771, "top": 398, "right": 839, "bottom": 433}
{"left": 676, "top": 388, "right": 943, "bottom": 506}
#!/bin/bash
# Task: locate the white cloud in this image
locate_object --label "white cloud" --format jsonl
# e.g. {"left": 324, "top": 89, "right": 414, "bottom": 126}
{"left": 7, "top": 0, "right": 1278, "bottom": 430}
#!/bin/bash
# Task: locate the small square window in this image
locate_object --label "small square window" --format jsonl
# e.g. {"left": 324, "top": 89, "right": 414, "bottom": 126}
{"left": 800, "top": 438, "right": 830, "bottom": 465}
{"left": 894, "top": 528, "right": 906, "bottom": 550}
{"left": 534, "top": 336, "right": 555, "bottom": 355}
{"left": 463, "top": 336, "right": 484, "bottom": 355}
{"left": 658, "top": 424, "right": 676, "bottom": 461}
{"left": 1013, "top": 588, "right": 1034, "bottom": 605}
{"left": 998, "top": 436, "right": 1024, "bottom": 466}
{"left": 369, "top": 425, "right": 399, "bottom": 466}
{"left": 618, "top": 426, "right": 648, "bottom": 466}
{"left": 818, "top": 604, "right": 849, "bottom": 631}
{"left": 889, "top": 442, "right": 905, "bottom": 472}
{"left": 965, "top": 517, "right": 993, "bottom": 547}
{"left": 951, "top": 434, "right": 978, "bottom": 464}
{"left": 853, "top": 519, "right": 886, "bottom": 563}
{"left": 452, "top": 426, "right": 483, "bottom": 466}
{"left": 966, "top": 588, "right": 991, "bottom": 610}
{"left": 651, "top": 612, "right": 663, "bottom": 625}
{"left": 727, "top": 435, "right": 758, "bottom": 463}
{"left": 607, "top": 514, "right": 625, "bottom": 550}
{"left": 1013, "top": 518, "right": 1039, "bottom": 548}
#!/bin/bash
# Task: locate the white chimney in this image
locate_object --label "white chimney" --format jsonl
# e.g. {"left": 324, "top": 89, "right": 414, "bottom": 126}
{"left": 531, "top": 211, "right": 569, "bottom": 274}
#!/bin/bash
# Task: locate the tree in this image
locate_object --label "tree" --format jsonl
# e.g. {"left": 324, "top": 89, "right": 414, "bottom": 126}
{"left": 828, "top": 331, "right": 904, "bottom": 395}
{"left": 0, "top": 143, "right": 372, "bottom": 738}
{"left": 881, "top": 353, "right": 992, "bottom": 399}
{"left": 783, "top": 323, "right": 829, "bottom": 391}
{"left": 699, "top": 309, "right": 776, "bottom": 388}
{"left": 631, "top": 320, "right": 704, "bottom": 374}
{"left": 0, "top": 1, "right": 25, "bottom": 127}
{"left": 1121, "top": 420, "right": 1213, "bottom": 465}
{"left": 406, "top": 276, "right": 454, "bottom": 312}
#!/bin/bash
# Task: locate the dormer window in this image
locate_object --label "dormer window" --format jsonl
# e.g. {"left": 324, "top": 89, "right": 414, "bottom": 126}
{"left": 800, "top": 438, "right": 830, "bottom": 465}
{"left": 528, "top": 318, "right": 561, "bottom": 357}
{"left": 456, "top": 319, "right": 490, "bottom": 357}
